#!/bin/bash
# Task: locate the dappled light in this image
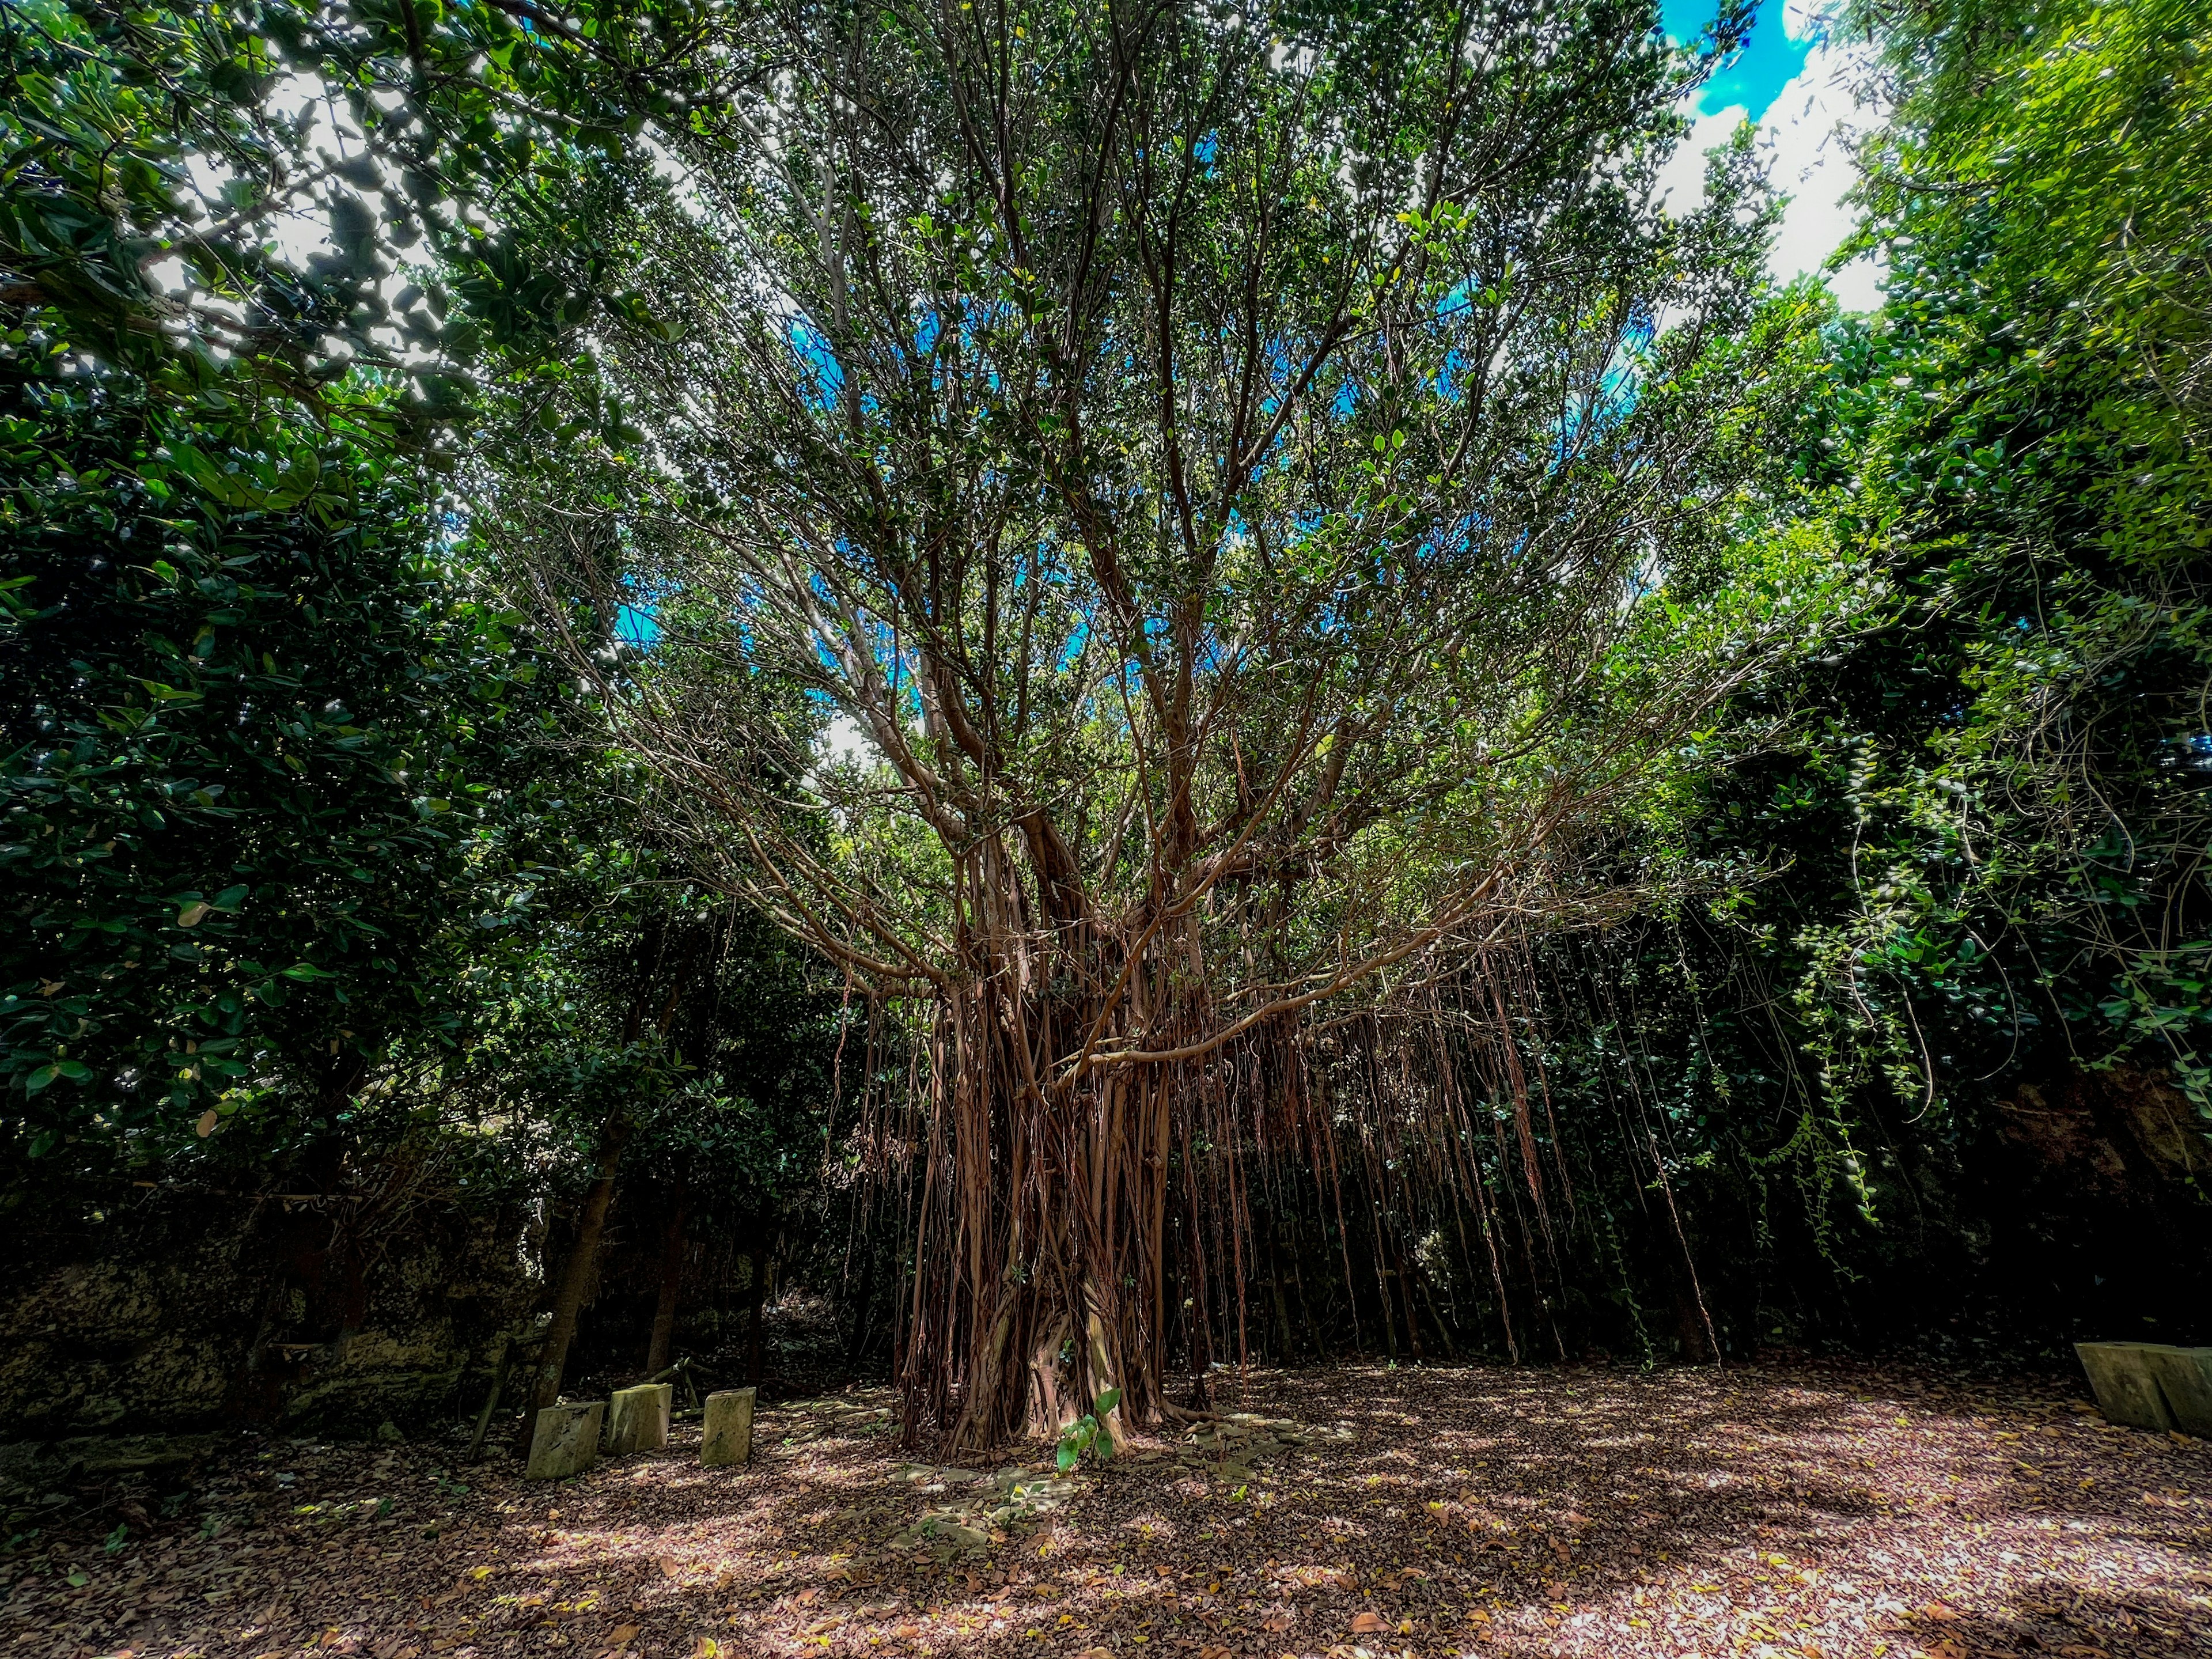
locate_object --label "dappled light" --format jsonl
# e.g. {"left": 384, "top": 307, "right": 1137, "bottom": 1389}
{"left": 5, "top": 0, "right": 2209, "bottom": 1656}
{"left": 11, "top": 1364, "right": 2210, "bottom": 1657}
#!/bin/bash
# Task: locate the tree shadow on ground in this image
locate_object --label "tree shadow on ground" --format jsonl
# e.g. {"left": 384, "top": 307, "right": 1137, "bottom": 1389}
{"left": 12, "top": 1358, "right": 2210, "bottom": 1658}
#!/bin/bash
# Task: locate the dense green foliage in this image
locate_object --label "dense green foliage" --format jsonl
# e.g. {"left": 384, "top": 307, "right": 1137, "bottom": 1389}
{"left": 2, "top": 0, "right": 2205, "bottom": 1407}
{"left": 0, "top": 302, "right": 604, "bottom": 1157}
{"left": 0, "top": 0, "right": 735, "bottom": 404}
{"left": 0, "top": 0, "right": 845, "bottom": 1302}
{"left": 1828, "top": 0, "right": 2211, "bottom": 1097}
{"left": 1496, "top": 0, "right": 2212, "bottom": 1354}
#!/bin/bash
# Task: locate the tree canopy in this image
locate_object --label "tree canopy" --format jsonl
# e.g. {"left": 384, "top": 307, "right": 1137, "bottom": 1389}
{"left": 2, "top": 0, "right": 2206, "bottom": 1437}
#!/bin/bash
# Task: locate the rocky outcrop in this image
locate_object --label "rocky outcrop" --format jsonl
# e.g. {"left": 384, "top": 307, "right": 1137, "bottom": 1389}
{"left": 0, "top": 1179, "right": 543, "bottom": 1445}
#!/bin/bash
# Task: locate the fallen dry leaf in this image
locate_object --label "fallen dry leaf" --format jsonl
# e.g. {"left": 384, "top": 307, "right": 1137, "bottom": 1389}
{"left": 14, "top": 1366, "right": 2206, "bottom": 1659}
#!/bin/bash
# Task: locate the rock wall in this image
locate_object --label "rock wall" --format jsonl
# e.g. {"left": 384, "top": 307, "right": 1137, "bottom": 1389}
{"left": 0, "top": 1177, "right": 544, "bottom": 1444}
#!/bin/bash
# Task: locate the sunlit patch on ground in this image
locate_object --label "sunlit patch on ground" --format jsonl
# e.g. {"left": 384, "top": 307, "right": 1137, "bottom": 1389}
{"left": 6, "top": 1361, "right": 2209, "bottom": 1658}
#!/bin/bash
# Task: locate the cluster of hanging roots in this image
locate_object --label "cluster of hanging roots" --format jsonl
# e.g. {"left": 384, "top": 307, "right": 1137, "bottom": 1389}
{"left": 839, "top": 941, "right": 1721, "bottom": 1455}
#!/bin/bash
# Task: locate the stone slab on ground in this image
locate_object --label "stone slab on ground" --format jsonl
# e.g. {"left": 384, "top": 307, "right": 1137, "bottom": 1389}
{"left": 2076, "top": 1342, "right": 2212, "bottom": 1435}
{"left": 2141, "top": 1346, "right": 2212, "bottom": 1436}
{"left": 701, "top": 1387, "right": 756, "bottom": 1467}
{"left": 605, "top": 1382, "right": 672, "bottom": 1454}
{"left": 525, "top": 1402, "right": 605, "bottom": 1479}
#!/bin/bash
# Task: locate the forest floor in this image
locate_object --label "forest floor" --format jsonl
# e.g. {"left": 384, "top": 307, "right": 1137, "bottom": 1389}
{"left": 5, "top": 1357, "right": 2209, "bottom": 1659}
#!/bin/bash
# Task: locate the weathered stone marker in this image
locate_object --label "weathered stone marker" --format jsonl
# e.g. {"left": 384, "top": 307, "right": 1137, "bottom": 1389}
{"left": 2148, "top": 1346, "right": 2212, "bottom": 1435}
{"left": 2076, "top": 1342, "right": 2212, "bottom": 1437}
{"left": 604, "top": 1382, "right": 673, "bottom": 1454}
{"left": 525, "top": 1401, "right": 605, "bottom": 1479}
{"left": 701, "top": 1387, "right": 757, "bottom": 1467}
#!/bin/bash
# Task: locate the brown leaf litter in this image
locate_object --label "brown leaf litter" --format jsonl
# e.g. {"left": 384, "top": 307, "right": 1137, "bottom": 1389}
{"left": 5, "top": 1358, "right": 2208, "bottom": 1659}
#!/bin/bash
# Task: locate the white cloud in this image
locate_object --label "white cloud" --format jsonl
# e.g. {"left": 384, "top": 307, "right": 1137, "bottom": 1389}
{"left": 1760, "top": 36, "right": 1885, "bottom": 309}
{"left": 817, "top": 714, "right": 877, "bottom": 769}
{"left": 1657, "top": 25, "right": 1888, "bottom": 311}
{"left": 1654, "top": 101, "right": 1751, "bottom": 219}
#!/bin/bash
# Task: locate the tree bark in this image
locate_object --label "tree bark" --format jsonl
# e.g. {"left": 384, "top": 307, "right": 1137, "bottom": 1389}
{"left": 645, "top": 1173, "right": 690, "bottom": 1374}
{"left": 1392, "top": 1230, "right": 1426, "bottom": 1361}
{"left": 528, "top": 1111, "right": 632, "bottom": 1416}
{"left": 1180, "top": 1157, "right": 1214, "bottom": 1411}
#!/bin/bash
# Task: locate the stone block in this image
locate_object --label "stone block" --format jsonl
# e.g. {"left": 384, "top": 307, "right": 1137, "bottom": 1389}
{"left": 2140, "top": 1346, "right": 2212, "bottom": 1437}
{"left": 605, "top": 1383, "right": 672, "bottom": 1455}
{"left": 525, "top": 1402, "right": 604, "bottom": 1479}
{"left": 2076, "top": 1342, "right": 2212, "bottom": 1435}
{"left": 702, "top": 1387, "right": 757, "bottom": 1468}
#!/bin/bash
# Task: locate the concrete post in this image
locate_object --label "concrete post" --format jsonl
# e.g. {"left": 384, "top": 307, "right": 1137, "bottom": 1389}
{"left": 2077, "top": 1342, "right": 2212, "bottom": 1436}
{"left": 525, "top": 1401, "right": 605, "bottom": 1479}
{"left": 605, "top": 1382, "right": 673, "bottom": 1454}
{"left": 702, "top": 1387, "right": 757, "bottom": 1467}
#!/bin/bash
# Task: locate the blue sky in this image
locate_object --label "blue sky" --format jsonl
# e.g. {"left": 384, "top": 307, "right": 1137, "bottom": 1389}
{"left": 1654, "top": 1, "right": 1882, "bottom": 308}
{"left": 1662, "top": 0, "right": 1812, "bottom": 122}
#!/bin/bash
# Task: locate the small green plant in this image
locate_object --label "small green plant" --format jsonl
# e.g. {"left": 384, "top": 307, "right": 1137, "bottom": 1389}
{"left": 101, "top": 1524, "right": 128, "bottom": 1555}
{"left": 1055, "top": 1388, "right": 1122, "bottom": 1474}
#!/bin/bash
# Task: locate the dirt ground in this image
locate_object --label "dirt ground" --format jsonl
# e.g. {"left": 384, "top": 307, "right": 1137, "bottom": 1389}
{"left": 6, "top": 1358, "right": 2209, "bottom": 1659}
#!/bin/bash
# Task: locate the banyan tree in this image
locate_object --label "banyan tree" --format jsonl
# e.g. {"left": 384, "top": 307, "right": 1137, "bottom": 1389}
{"left": 498, "top": 0, "right": 1847, "bottom": 1449}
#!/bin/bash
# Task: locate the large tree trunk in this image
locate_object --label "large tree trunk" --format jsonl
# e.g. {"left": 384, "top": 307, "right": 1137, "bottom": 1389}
{"left": 897, "top": 877, "right": 1331, "bottom": 1453}
{"left": 644, "top": 1173, "right": 689, "bottom": 1374}
{"left": 904, "top": 933, "right": 1182, "bottom": 1453}
{"left": 528, "top": 1112, "right": 631, "bottom": 1416}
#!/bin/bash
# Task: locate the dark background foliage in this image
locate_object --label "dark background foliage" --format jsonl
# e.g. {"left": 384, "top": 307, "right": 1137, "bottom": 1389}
{"left": 1, "top": 0, "right": 2206, "bottom": 1452}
